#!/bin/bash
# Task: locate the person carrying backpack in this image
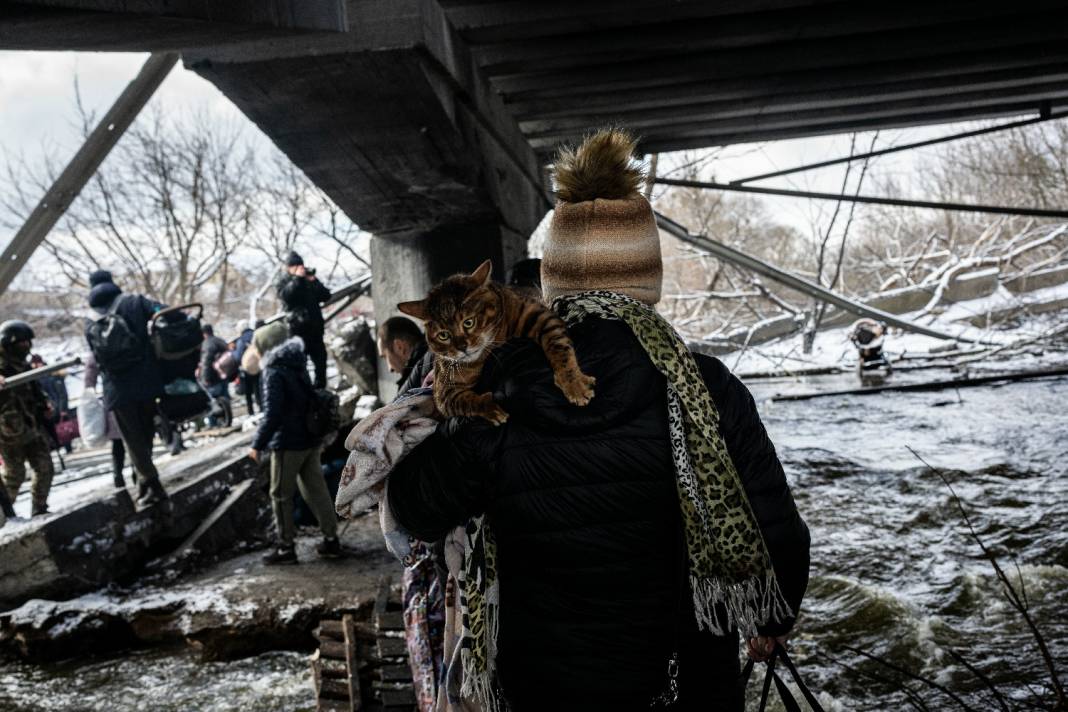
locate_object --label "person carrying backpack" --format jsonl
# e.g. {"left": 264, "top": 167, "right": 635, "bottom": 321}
{"left": 249, "top": 336, "right": 341, "bottom": 564}
{"left": 84, "top": 270, "right": 170, "bottom": 507}
{"left": 233, "top": 320, "right": 263, "bottom": 415}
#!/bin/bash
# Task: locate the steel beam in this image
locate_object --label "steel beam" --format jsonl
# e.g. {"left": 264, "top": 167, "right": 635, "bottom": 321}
{"left": 729, "top": 108, "right": 1065, "bottom": 185}
{"left": 653, "top": 213, "right": 996, "bottom": 345}
{"left": 654, "top": 177, "right": 1068, "bottom": 220}
{"left": 632, "top": 102, "right": 1066, "bottom": 155}
{"left": 0, "top": 53, "right": 177, "bottom": 297}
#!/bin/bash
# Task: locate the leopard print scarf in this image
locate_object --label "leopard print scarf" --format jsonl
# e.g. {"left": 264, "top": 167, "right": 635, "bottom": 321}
{"left": 460, "top": 290, "right": 791, "bottom": 711}
{"left": 554, "top": 290, "right": 792, "bottom": 636}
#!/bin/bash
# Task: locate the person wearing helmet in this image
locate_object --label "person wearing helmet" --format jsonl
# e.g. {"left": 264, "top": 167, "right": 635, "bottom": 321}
{"left": 0, "top": 320, "right": 55, "bottom": 516}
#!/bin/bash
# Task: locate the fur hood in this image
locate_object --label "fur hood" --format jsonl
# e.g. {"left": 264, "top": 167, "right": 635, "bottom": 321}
{"left": 261, "top": 335, "right": 306, "bottom": 372}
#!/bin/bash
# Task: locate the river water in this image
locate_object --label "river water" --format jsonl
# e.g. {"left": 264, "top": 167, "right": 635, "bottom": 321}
{"left": 1, "top": 372, "right": 1065, "bottom": 711}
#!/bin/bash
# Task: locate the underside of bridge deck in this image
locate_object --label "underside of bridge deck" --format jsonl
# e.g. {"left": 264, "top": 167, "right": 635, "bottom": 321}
{"left": 5, "top": 0, "right": 1068, "bottom": 393}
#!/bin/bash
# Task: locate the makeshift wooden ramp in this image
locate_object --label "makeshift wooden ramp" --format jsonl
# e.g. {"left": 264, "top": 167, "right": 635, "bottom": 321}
{"left": 312, "top": 577, "right": 416, "bottom": 711}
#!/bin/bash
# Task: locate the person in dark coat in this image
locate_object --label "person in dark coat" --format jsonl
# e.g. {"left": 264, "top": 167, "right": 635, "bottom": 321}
{"left": 197, "top": 324, "right": 229, "bottom": 391}
{"left": 84, "top": 270, "right": 169, "bottom": 506}
{"left": 385, "top": 130, "right": 810, "bottom": 712}
{"left": 29, "top": 353, "right": 70, "bottom": 453}
{"left": 250, "top": 336, "right": 340, "bottom": 565}
{"left": 275, "top": 251, "right": 331, "bottom": 388}
{"left": 198, "top": 324, "right": 231, "bottom": 426}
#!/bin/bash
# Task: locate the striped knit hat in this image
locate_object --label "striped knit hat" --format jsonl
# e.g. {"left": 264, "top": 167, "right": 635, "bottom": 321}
{"left": 542, "top": 129, "right": 662, "bottom": 305}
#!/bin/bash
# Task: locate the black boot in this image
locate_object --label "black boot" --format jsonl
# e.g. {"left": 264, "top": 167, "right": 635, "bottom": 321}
{"left": 31, "top": 502, "right": 49, "bottom": 517}
{"left": 136, "top": 480, "right": 168, "bottom": 507}
{"left": 316, "top": 537, "right": 344, "bottom": 559}
{"left": 263, "top": 545, "right": 298, "bottom": 566}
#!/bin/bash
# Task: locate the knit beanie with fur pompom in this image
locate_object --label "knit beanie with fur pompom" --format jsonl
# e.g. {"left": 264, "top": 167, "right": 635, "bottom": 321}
{"left": 542, "top": 129, "right": 662, "bottom": 305}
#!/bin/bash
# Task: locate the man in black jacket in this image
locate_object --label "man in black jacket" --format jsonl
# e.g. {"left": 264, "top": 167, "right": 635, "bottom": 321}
{"left": 276, "top": 251, "right": 331, "bottom": 388}
{"left": 197, "top": 324, "right": 231, "bottom": 426}
{"left": 385, "top": 130, "right": 809, "bottom": 711}
{"left": 84, "top": 270, "right": 169, "bottom": 506}
{"left": 376, "top": 316, "right": 427, "bottom": 389}
{"left": 250, "top": 337, "right": 341, "bottom": 564}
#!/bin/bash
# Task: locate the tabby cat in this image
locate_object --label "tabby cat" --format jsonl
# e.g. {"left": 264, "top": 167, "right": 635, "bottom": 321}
{"left": 396, "top": 260, "right": 595, "bottom": 425}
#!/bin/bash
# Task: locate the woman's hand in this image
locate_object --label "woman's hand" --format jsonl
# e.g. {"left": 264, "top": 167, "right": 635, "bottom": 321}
{"left": 248, "top": 448, "right": 261, "bottom": 463}
{"left": 746, "top": 635, "right": 788, "bottom": 662}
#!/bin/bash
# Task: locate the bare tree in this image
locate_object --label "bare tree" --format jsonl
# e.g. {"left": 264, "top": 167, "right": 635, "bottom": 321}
{"left": 2, "top": 99, "right": 256, "bottom": 314}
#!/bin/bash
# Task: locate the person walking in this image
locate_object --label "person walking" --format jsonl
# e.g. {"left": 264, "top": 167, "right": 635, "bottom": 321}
{"left": 276, "top": 251, "right": 331, "bottom": 388}
{"left": 250, "top": 336, "right": 341, "bottom": 565}
{"left": 385, "top": 130, "right": 810, "bottom": 711}
{"left": 83, "top": 352, "right": 127, "bottom": 489}
{"left": 84, "top": 270, "right": 170, "bottom": 507}
{"left": 197, "top": 324, "right": 231, "bottom": 426}
{"left": 233, "top": 320, "right": 263, "bottom": 415}
{"left": 0, "top": 321, "right": 55, "bottom": 516}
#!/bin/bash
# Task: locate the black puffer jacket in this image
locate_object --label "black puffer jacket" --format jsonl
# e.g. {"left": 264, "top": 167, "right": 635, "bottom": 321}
{"left": 387, "top": 318, "right": 810, "bottom": 711}
{"left": 252, "top": 338, "right": 316, "bottom": 452}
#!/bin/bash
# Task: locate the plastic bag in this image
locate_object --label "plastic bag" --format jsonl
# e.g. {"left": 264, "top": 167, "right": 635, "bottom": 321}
{"left": 77, "top": 391, "right": 108, "bottom": 448}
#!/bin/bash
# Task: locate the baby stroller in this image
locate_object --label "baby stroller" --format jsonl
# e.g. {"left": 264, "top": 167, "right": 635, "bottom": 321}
{"left": 149, "top": 303, "right": 232, "bottom": 437}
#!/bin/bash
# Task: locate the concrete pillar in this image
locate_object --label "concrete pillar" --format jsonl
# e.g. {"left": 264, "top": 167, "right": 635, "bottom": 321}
{"left": 370, "top": 220, "right": 507, "bottom": 401}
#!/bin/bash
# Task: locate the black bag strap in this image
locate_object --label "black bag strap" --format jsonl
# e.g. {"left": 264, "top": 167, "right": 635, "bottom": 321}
{"left": 741, "top": 646, "right": 827, "bottom": 712}
{"left": 778, "top": 648, "right": 826, "bottom": 712}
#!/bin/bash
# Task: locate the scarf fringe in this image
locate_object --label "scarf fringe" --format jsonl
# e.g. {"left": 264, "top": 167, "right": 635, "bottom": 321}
{"left": 691, "top": 570, "right": 794, "bottom": 637}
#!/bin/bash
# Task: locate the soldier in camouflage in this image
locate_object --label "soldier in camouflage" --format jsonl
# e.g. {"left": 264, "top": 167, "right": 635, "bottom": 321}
{"left": 0, "top": 320, "right": 55, "bottom": 516}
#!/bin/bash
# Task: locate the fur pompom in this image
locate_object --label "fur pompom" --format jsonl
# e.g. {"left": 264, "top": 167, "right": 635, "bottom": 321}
{"left": 552, "top": 128, "right": 644, "bottom": 203}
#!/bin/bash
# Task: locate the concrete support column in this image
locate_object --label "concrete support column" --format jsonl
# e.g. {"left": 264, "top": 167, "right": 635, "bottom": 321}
{"left": 370, "top": 220, "right": 506, "bottom": 401}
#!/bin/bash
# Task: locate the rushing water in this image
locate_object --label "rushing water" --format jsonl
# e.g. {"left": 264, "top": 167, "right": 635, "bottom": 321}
{"left": 1, "top": 373, "right": 1065, "bottom": 711}
{"left": 0, "top": 649, "right": 314, "bottom": 711}
{"left": 752, "top": 372, "right": 1068, "bottom": 710}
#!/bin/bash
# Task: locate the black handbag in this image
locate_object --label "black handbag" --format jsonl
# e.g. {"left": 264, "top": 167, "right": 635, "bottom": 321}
{"left": 740, "top": 646, "right": 826, "bottom": 712}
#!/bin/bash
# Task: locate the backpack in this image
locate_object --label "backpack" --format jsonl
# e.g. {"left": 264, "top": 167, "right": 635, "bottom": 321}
{"left": 305, "top": 384, "right": 341, "bottom": 438}
{"left": 86, "top": 295, "right": 144, "bottom": 374}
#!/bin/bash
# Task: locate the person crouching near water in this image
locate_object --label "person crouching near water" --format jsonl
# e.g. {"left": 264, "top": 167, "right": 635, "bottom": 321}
{"left": 385, "top": 129, "right": 811, "bottom": 711}
{"left": 249, "top": 336, "right": 342, "bottom": 564}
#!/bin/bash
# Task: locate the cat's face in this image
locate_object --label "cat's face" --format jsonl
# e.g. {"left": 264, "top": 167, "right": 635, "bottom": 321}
{"left": 397, "top": 260, "right": 502, "bottom": 364}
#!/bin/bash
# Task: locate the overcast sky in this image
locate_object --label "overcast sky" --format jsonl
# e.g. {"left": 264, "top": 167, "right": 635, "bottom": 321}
{"left": 0, "top": 50, "right": 1021, "bottom": 288}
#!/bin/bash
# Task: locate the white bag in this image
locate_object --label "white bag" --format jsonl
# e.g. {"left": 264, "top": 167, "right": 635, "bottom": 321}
{"left": 77, "top": 391, "right": 109, "bottom": 448}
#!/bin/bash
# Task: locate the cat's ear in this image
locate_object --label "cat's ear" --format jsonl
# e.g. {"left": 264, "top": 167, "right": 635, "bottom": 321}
{"left": 397, "top": 299, "right": 429, "bottom": 321}
{"left": 470, "top": 259, "right": 493, "bottom": 287}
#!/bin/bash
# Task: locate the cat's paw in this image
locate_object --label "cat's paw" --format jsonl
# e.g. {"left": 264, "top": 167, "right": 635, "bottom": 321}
{"left": 482, "top": 404, "right": 510, "bottom": 426}
{"left": 558, "top": 372, "right": 596, "bottom": 406}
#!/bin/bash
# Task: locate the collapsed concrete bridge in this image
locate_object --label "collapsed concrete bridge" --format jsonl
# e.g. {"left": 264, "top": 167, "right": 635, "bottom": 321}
{"left": 5, "top": 0, "right": 1068, "bottom": 359}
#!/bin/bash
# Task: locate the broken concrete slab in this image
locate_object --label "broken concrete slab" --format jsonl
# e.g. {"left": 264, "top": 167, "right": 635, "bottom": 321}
{"left": 0, "top": 515, "right": 400, "bottom": 663}
{"left": 0, "top": 445, "right": 259, "bottom": 611}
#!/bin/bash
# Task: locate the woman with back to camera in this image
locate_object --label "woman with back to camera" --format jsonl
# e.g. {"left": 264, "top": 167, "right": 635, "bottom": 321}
{"left": 387, "top": 129, "right": 810, "bottom": 712}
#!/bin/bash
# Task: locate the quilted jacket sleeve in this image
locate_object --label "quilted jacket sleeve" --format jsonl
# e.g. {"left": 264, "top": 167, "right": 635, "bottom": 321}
{"left": 252, "top": 368, "right": 285, "bottom": 452}
{"left": 387, "top": 418, "right": 499, "bottom": 543}
{"left": 695, "top": 353, "right": 811, "bottom": 637}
